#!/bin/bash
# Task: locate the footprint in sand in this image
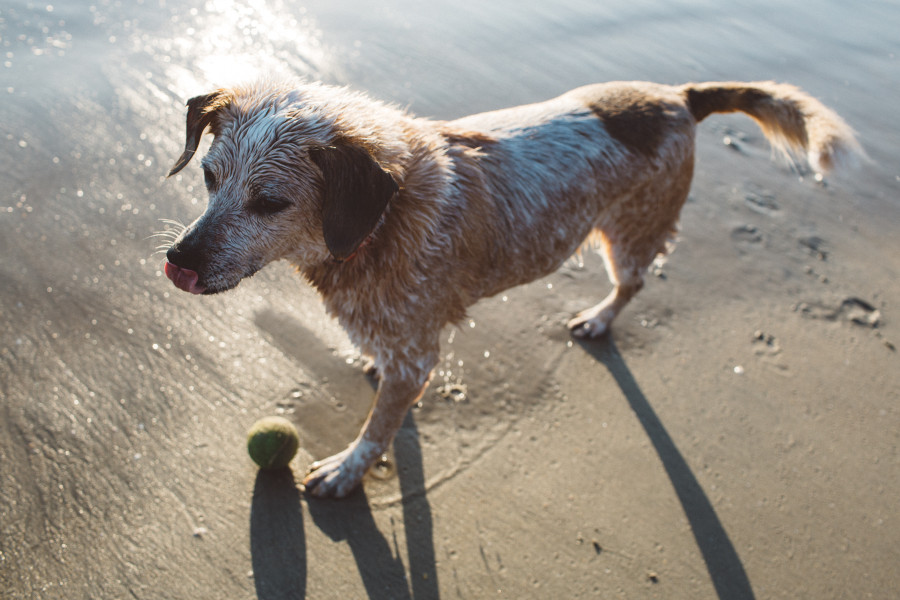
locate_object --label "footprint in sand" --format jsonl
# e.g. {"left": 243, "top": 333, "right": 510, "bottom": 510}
{"left": 752, "top": 330, "right": 782, "bottom": 355}
{"left": 799, "top": 235, "right": 829, "bottom": 261}
{"left": 795, "top": 297, "right": 881, "bottom": 328}
{"left": 751, "top": 330, "right": 790, "bottom": 374}
{"left": 731, "top": 224, "right": 764, "bottom": 248}
{"left": 741, "top": 182, "right": 780, "bottom": 215}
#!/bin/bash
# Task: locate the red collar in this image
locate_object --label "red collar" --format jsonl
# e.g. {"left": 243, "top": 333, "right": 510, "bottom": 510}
{"left": 330, "top": 233, "right": 375, "bottom": 264}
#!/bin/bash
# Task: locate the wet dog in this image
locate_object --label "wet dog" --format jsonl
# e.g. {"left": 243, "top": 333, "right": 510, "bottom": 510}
{"left": 164, "top": 80, "right": 858, "bottom": 497}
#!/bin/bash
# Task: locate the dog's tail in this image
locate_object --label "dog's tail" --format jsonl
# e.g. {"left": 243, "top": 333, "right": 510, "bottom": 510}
{"left": 683, "top": 81, "right": 861, "bottom": 174}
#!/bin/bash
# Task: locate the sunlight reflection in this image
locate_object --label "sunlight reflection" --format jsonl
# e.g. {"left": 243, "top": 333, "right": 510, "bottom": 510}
{"left": 167, "top": 0, "right": 329, "bottom": 94}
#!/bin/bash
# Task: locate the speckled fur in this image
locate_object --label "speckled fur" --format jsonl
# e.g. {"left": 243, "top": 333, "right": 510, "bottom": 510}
{"left": 165, "top": 79, "right": 858, "bottom": 497}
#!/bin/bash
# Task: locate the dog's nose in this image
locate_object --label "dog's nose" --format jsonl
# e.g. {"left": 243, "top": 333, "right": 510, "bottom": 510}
{"left": 166, "top": 238, "right": 205, "bottom": 273}
{"left": 165, "top": 245, "right": 185, "bottom": 265}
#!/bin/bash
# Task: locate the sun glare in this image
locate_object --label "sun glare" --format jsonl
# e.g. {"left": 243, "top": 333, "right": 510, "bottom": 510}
{"left": 168, "top": 0, "right": 329, "bottom": 93}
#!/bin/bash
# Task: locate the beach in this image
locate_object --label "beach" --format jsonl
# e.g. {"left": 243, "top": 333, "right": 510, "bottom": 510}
{"left": 1, "top": 1, "right": 898, "bottom": 598}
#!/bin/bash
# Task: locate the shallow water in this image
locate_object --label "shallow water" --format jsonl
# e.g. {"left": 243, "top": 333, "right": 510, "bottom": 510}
{"left": 2, "top": 0, "right": 898, "bottom": 597}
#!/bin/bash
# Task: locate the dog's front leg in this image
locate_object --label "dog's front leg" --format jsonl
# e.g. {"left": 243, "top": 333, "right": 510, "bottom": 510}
{"left": 303, "top": 359, "right": 435, "bottom": 498}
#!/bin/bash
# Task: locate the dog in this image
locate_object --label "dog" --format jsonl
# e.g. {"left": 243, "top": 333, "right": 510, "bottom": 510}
{"left": 163, "top": 79, "right": 858, "bottom": 497}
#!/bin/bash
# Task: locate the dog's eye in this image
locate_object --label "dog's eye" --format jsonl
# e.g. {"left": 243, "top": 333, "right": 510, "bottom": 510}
{"left": 251, "top": 196, "right": 291, "bottom": 216}
{"left": 203, "top": 166, "right": 216, "bottom": 190}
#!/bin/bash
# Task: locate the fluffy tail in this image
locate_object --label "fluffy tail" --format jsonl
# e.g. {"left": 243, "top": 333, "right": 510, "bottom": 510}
{"left": 683, "top": 81, "right": 861, "bottom": 174}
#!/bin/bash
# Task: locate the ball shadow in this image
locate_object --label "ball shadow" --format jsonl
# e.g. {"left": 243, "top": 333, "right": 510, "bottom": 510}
{"left": 250, "top": 468, "right": 307, "bottom": 600}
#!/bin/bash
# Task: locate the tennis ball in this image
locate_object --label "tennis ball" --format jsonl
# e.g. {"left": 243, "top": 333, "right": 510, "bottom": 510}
{"left": 247, "top": 416, "right": 300, "bottom": 469}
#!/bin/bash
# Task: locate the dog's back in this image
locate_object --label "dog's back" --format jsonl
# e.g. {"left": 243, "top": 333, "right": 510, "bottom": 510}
{"left": 437, "top": 81, "right": 859, "bottom": 316}
{"left": 439, "top": 83, "right": 693, "bottom": 296}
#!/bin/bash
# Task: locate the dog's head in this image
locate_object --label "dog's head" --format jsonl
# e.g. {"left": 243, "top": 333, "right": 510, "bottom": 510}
{"left": 163, "top": 84, "right": 398, "bottom": 295}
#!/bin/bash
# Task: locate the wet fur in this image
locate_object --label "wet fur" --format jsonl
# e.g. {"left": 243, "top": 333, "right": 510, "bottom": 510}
{"left": 165, "top": 79, "right": 858, "bottom": 497}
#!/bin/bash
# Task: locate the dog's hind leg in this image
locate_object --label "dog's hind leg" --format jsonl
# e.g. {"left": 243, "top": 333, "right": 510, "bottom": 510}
{"left": 567, "top": 208, "right": 680, "bottom": 339}
{"left": 567, "top": 231, "right": 647, "bottom": 339}
{"left": 568, "top": 162, "right": 691, "bottom": 339}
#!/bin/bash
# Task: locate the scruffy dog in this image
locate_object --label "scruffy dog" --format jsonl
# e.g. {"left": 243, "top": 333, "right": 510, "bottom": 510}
{"left": 164, "top": 80, "right": 857, "bottom": 497}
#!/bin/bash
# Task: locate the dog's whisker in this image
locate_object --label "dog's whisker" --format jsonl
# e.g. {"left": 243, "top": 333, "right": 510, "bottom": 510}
{"left": 146, "top": 231, "right": 179, "bottom": 242}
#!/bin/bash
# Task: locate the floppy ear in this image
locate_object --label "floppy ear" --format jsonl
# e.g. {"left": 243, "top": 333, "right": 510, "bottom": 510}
{"left": 167, "top": 90, "right": 231, "bottom": 177}
{"left": 309, "top": 144, "right": 398, "bottom": 261}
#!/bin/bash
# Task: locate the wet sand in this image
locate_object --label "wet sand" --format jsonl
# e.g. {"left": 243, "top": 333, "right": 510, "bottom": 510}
{"left": 2, "top": 1, "right": 899, "bottom": 598}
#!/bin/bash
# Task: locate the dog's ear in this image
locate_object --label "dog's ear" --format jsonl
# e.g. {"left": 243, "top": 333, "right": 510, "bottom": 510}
{"left": 309, "top": 144, "right": 398, "bottom": 261}
{"left": 168, "top": 90, "right": 231, "bottom": 177}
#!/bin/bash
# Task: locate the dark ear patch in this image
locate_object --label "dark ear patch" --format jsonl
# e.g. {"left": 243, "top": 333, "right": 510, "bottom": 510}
{"left": 309, "top": 144, "right": 398, "bottom": 261}
{"left": 168, "top": 90, "right": 231, "bottom": 177}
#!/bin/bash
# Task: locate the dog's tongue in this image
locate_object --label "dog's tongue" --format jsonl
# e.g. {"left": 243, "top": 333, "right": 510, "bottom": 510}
{"left": 164, "top": 262, "right": 206, "bottom": 294}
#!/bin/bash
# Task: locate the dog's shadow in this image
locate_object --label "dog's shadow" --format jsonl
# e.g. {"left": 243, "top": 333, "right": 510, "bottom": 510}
{"left": 576, "top": 336, "right": 756, "bottom": 600}
{"left": 305, "top": 413, "right": 438, "bottom": 600}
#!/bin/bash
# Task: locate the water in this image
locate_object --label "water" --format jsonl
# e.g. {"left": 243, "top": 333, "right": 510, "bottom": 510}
{"left": 2, "top": 1, "right": 898, "bottom": 597}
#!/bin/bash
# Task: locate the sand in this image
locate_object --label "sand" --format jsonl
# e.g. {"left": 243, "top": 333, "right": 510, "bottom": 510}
{"left": 1, "top": 1, "right": 898, "bottom": 598}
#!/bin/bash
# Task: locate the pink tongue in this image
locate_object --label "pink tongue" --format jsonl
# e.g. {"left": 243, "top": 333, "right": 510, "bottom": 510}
{"left": 164, "top": 262, "right": 206, "bottom": 294}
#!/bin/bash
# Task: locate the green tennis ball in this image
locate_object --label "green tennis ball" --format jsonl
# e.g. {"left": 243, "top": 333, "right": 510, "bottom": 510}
{"left": 247, "top": 416, "right": 300, "bottom": 470}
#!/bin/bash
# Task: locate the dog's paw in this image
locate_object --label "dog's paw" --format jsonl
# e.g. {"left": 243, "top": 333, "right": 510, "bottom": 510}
{"left": 302, "top": 442, "right": 377, "bottom": 498}
{"left": 361, "top": 357, "right": 379, "bottom": 379}
{"left": 567, "top": 311, "right": 613, "bottom": 339}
